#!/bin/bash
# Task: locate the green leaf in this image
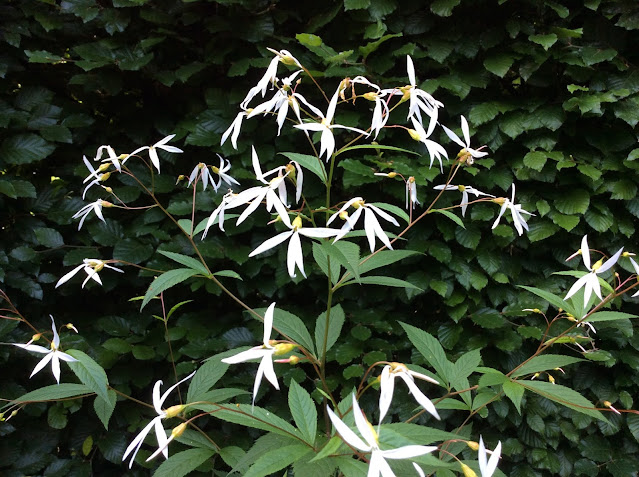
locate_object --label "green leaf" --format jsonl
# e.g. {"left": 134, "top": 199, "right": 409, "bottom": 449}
{"left": 430, "top": 209, "right": 465, "bottom": 229}
{"left": 369, "top": 202, "right": 409, "bottom": 224}
{"left": 359, "top": 33, "right": 403, "bottom": 60}
{"left": 34, "top": 227, "right": 64, "bottom": 248}
{"left": 469, "top": 102, "right": 501, "bottom": 125}
{"left": 154, "top": 448, "right": 215, "bottom": 477}
{"left": 523, "top": 380, "right": 607, "bottom": 421}
{"left": 279, "top": 152, "right": 327, "bottom": 184}
{"left": 188, "top": 355, "right": 229, "bottom": 402}
{"left": 315, "top": 304, "right": 345, "bottom": 357}
{"left": 512, "top": 355, "right": 584, "bottom": 377}
{"left": 312, "top": 242, "right": 342, "bottom": 285}
{"left": 213, "top": 404, "right": 300, "bottom": 438}
{"left": 8, "top": 384, "right": 91, "bottom": 406}
{"left": 0, "top": 134, "right": 55, "bottom": 165}
{"left": 550, "top": 212, "right": 580, "bottom": 231}
{"left": 113, "top": 238, "right": 154, "bottom": 264}
{"left": 518, "top": 285, "right": 576, "bottom": 316}
{"left": 483, "top": 54, "right": 514, "bottom": 78}
{"left": 581, "top": 47, "right": 617, "bottom": 66}
{"left": 343, "top": 276, "right": 422, "bottom": 290}
{"left": 309, "top": 436, "right": 342, "bottom": 462}
{"left": 320, "top": 240, "right": 360, "bottom": 282}
{"left": 141, "top": 268, "right": 200, "bottom": 310}
{"left": 610, "top": 180, "right": 637, "bottom": 200}
{"left": 529, "top": 33, "right": 558, "bottom": 50}
{"left": 344, "top": 0, "right": 370, "bottom": 10}
{"left": 502, "top": 380, "right": 525, "bottom": 414}
{"left": 93, "top": 389, "right": 116, "bottom": 430}
{"left": 523, "top": 151, "right": 547, "bottom": 171}
{"left": 159, "top": 250, "right": 209, "bottom": 275}
{"left": 244, "top": 444, "right": 310, "bottom": 477}
{"left": 288, "top": 380, "right": 317, "bottom": 445}
{"left": 337, "top": 144, "right": 420, "bottom": 157}
{"left": 554, "top": 189, "right": 590, "bottom": 215}
{"left": 588, "top": 311, "right": 638, "bottom": 322}
{"left": 24, "top": 50, "right": 66, "bottom": 64}
{"left": 66, "top": 349, "right": 110, "bottom": 403}
{"left": 254, "top": 307, "right": 315, "bottom": 357}
{"left": 213, "top": 270, "right": 243, "bottom": 280}
{"left": 400, "top": 322, "right": 452, "bottom": 385}
{"left": 430, "top": 0, "right": 461, "bottom": 17}
{"left": 359, "top": 250, "right": 421, "bottom": 275}
{"left": 296, "top": 33, "right": 323, "bottom": 47}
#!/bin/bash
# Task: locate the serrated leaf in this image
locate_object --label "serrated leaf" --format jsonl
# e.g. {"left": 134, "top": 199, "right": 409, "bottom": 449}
{"left": 430, "top": 0, "right": 461, "bottom": 17}
{"left": 468, "top": 102, "right": 501, "bottom": 125}
{"left": 483, "top": 54, "right": 515, "bottom": 78}
{"left": 279, "top": 152, "right": 327, "bottom": 184}
{"left": 523, "top": 151, "right": 547, "bottom": 171}
{"left": 288, "top": 380, "right": 317, "bottom": 445}
{"left": 244, "top": 444, "right": 310, "bottom": 477}
{"left": 358, "top": 249, "right": 421, "bottom": 275}
{"left": 254, "top": 306, "right": 315, "bottom": 357}
{"left": 344, "top": 0, "right": 370, "bottom": 10}
{"left": 66, "top": 349, "right": 110, "bottom": 403}
{"left": 8, "top": 384, "right": 91, "bottom": 406}
{"left": 0, "top": 134, "right": 55, "bottom": 165}
{"left": 93, "top": 390, "right": 116, "bottom": 430}
{"left": 213, "top": 404, "right": 300, "bottom": 437}
{"left": 34, "top": 227, "right": 64, "bottom": 248}
{"left": 315, "top": 304, "right": 345, "bottom": 357}
{"left": 529, "top": 33, "right": 558, "bottom": 50}
{"left": 213, "top": 270, "right": 243, "bottom": 280}
{"left": 159, "top": 250, "right": 209, "bottom": 275}
{"left": 512, "top": 354, "right": 584, "bottom": 377}
{"left": 554, "top": 189, "right": 590, "bottom": 214}
{"left": 522, "top": 380, "right": 607, "bottom": 422}
{"left": 518, "top": 285, "right": 576, "bottom": 316}
{"left": 154, "top": 448, "right": 215, "bottom": 477}
{"left": 502, "top": 380, "right": 525, "bottom": 413}
{"left": 343, "top": 276, "right": 422, "bottom": 290}
{"left": 588, "top": 311, "right": 638, "bottom": 322}
{"left": 400, "top": 322, "right": 452, "bottom": 386}
{"left": 141, "top": 268, "right": 200, "bottom": 310}
{"left": 187, "top": 355, "right": 229, "bottom": 402}
{"left": 430, "top": 209, "right": 465, "bottom": 229}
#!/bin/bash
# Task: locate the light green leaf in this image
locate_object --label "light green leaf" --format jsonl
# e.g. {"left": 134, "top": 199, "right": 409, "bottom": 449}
{"left": 522, "top": 380, "right": 607, "bottom": 422}
{"left": 502, "top": 380, "right": 525, "bottom": 414}
{"left": 244, "top": 444, "right": 310, "bottom": 477}
{"left": 336, "top": 144, "right": 420, "bottom": 157}
{"left": 154, "top": 448, "right": 215, "bottom": 477}
{"left": 159, "top": 250, "right": 209, "bottom": 275}
{"left": 523, "top": 151, "right": 547, "bottom": 171}
{"left": 529, "top": 33, "right": 558, "bottom": 50}
{"left": 430, "top": 0, "right": 461, "bottom": 17}
{"left": 296, "top": 33, "right": 323, "bottom": 47}
{"left": 483, "top": 54, "right": 514, "bottom": 78}
{"left": 320, "top": 241, "right": 360, "bottom": 282}
{"left": 213, "top": 270, "right": 243, "bottom": 280}
{"left": 343, "top": 276, "right": 422, "bottom": 290}
{"left": 344, "top": 0, "right": 370, "bottom": 10}
{"left": 370, "top": 202, "right": 409, "bottom": 224}
{"left": 518, "top": 285, "right": 576, "bottom": 315}
{"left": 279, "top": 152, "right": 327, "bottom": 184}
{"left": 359, "top": 33, "right": 403, "bottom": 60}
{"left": 213, "top": 404, "right": 300, "bottom": 438}
{"left": 141, "top": 268, "right": 200, "bottom": 310}
{"left": 430, "top": 209, "right": 465, "bottom": 229}
{"left": 587, "top": 311, "right": 638, "bottom": 322}
{"left": 254, "top": 307, "right": 315, "bottom": 357}
{"left": 93, "top": 389, "right": 116, "bottom": 430}
{"left": 315, "top": 304, "right": 345, "bottom": 357}
{"left": 511, "top": 354, "right": 584, "bottom": 377}
{"left": 400, "top": 322, "right": 452, "bottom": 386}
{"left": 67, "top": 349, "right": 110, "bottom": 403}
{"left": 288, "top": 380, "right": 317, "bottom": 445}
{"left": 7, "top": 384, "right": 91, "bottom": 407}
{"left": 309, "top": 436, "right": 342, "bottom": 462}
{"left": 312, "top": 242, "right": 341, "bottom": 285}
{"left": 358, "top": 250, "right": 421, "bottom": 275}
{"left": 187, "top": 355, "right": 229, "bottom": 402}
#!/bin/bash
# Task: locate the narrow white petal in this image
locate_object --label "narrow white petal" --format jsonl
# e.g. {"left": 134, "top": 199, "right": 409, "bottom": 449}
{"left": 401, "top": 374, "right": 440, "bottom": 420}
{"left": 460, "top": 116, "right": 471, "bottom": 147}
{"left": 154, "top": 417, "right": 170, "bottom": 459}
{"left": 370, "top": 451, "right": 394, "bottom": 477}
{"left": 260, "top": 352, "right": 279, "bottom": 390}
{"left": 298, "top": 227, "right": 340, "bottom": 238}
{"left": 367, "top": 205, "right": 399, "bottom": 226}
{"left": 441, "top": 124, "right": 465, "bottom": 149}
{"left": 221, "top": 347, "right": 268, "bottom": 364}
{"left": 152, "top": 380, "right": 164, "bottom": 414}
{"left": 378, "top": 366, "right": 394, "bottom": 424}
{"left": 263, "top": 302, "right": 275, "bottom": 344}
{"left": 352, "top": 394, "right": 377, "bottom": 448}
{"left": 56, "top": 264, "right": 86, "bottom": 288}
{"left": 13, "top": 343, "right": 50, "bottom": 354}
{"left": 327, "top": 405, "right": 371, "bottom": 452}
{"left": 56, "top": 351, "right": 78, "bottom": 362}
{"left": 30, "top": 352, "right": 54, "bottom": 379}
{"left": 564, "top": 274, "right": 591, "bottom": 302}
{"left": 381, "top": 445, "right": 438, "bottom": 460}
{"left": 596, "top": 247, "right": 624, "bottom": 274}
{"left": 249, "top": 231, "right": 293, "bottom": 258}
{"left": 158, "top": 371, "right": 196, "bottom": 409}
{"left": 407, "top": 55, "right": 416, "bottom": 86}
{"left": 51, "top": 315, "right": 60, "bottom": 348}
{"left": 485, "top": 441, "right": 502, "bottom": 477}
{"left": 155, "top": 134, "right": 176, "bottom": 147}
{"left": 123, "top": 418, "right": 157, "bottom": 467}
{"left": 149, "top": 148, "right": 161, "bottom": 174}
{"left": 287, "top": 231, "right": 305, "bottom": 278}
{"left": 491, "top": 202, "right": 508, "bottom": 229}
{"left": 51, "top": 353, "right": 61, "bottom": 383}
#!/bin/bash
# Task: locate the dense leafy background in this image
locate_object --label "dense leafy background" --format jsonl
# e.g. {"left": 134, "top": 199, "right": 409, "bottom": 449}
{"left": 1, "top": 0, "right": 639, "bottom": 475}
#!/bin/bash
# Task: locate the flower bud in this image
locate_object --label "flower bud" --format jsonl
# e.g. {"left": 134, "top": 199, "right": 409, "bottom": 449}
{"left": 362, "top": 92, "right": 378, "bottom": 101}
{"left": 461, "top": 463, "right": 478, "bottom": 477}
{"left": 280, "top": 55, "right": 298, "bottom": 66}
{"left": 592, "top": 259, "right": 604, "bottom": 271}
{"left": 292, "top": 216, "right": 303, "bottom": 231}
{"left": 100, "top": 200, "right": 114, "bottom": 208}
{"left": 171, "top": 422, "right": 188, "bottom": 438}
{"left": 99, "top": 172, "right": 111, "bottom": 182}
{"left": 164, "top": 404, "right": 185, "bottom": 419}
{"left": 339, "top": 211, "right": 349, "bottom": 220}
{"left": 273, "top": 343, "right": 297, "bottom": 356}
{"left": 103, "top": 186, "right": 113, "bottom": 193}
{"left": 289, "top": 355, "right": 300, "bottom": 365}
{"left": 492, "top": 197, "right": 506, "bottom": 205}
{"left": 466, "top": 440, "right": 479, "bottom": 451}
{"left": 353, "top": 199, "right": 365, "bottom": 209}
{"left": 97, "top": 163, "right": 111, "bottom": 173}
{"left": 66, "top": 323, "right": 79, "bottom": 333}
{"left": 548, "top": 374, "right": 555, "bottom": 384}
{"left": 622, "top": 251, "right": 636, "bottom": 257}
{"left": 31, "top": 333, "right": 42, "bottom": 342}
{"left": 407, "top": 129, "right": 421, "bottom": 142}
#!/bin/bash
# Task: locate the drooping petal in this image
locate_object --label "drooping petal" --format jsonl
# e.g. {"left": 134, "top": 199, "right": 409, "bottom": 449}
{"left": 327, "top": 405, "right": 371, "bottom": 452}
{"left": 249, "top": 231, "right": 293, "bottom": 258}
{"left": 351, "top": 394, "right": 377, "bottom": 449}
{"left": 378, "top": 366, "right": 395, "bottom": 424}
{"left": 154, "top": 415, "right": 170, "bottom": 459}
{"left": 287, "top": 231, "right": 304, "bottom": 278}
{"left": 263, "top": 302, "right": 275, "bottom": 345}
{"left": 51, "top": 353, "right": 61, "bottom": 383}
{"left": 564, "top": 273, "right": 592, "bottom": 302}
{"left": 55, "top": 264, "right": 86, "bottom": 288}
{"left": 400, "top": 374, "right": 440, "bottom": 420}
{"left": 380, "top": 445, "right": 438, "bottom": 460}
{"left": 148, "top": 148, "right": 161, "bottom": 174}
{"left": 157, "top": 371, "right": 197, "bottom": 409}
{"left": 123, "top": 418, "right": 158, "bottom": 468}
{"left": 259, "top": 351, "right": 279, "bottom": 390}
{"left": 30, "top": 352, "right": 54, "bottom": 379}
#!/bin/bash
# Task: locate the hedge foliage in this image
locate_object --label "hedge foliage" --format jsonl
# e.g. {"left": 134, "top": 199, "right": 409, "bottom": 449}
{"left": 1, "top": 0, "right": 639, "bottom": 475}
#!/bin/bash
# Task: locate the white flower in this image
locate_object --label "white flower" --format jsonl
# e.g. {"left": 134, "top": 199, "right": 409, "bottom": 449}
{"left": 441, "top": 116, "right": 488, "bottom": 164}
{"left": 433, "top": 184, "right": 494, "bottom": 217}
{"left": 202, "top": 191, "right": 237, "bottom": 237}
{"left": 211, "top": 155, "right": 240, "bottom": 192}
{"left": 249, "top": 216, "right": 339, "bottom": 278}
{"left": 564, "top": 235, "right": 623, "bottom": 307}
{"left": 130, "top": 135, "right": 183, "bottom": 174}
{"left": 350, "top": 76, "right": 389, "bottom": 139}
{"left": 122, "top": 371, "right": 195, "bottom": 468}
{"left": 478, "top": 436, "right": 502, "bottom": 477}
{"left": 378, "top": 363, "right": 440, "bottom": 424}
{"left": 294, "top": 84, "right": 369, "bottom": 161}
{"left": 187, "top": 163, "right": 214, "bottom": 191}
{"left": 406, "top": 177, "right": 419, "bottom": 210}
{"left": 252, "top": 146, "right": 303, "bottom": 206}
{"left": 221, "top": 303, "right": 279, "bottom": 405}
{"left": 491, "top": 183, "right": 534, "bottom": 236}
{"left": 221, "top": 111, "right": 247, "bottom": 150}
{"left": 629, "top": 257, "right": 639, "bottom": 298}
{"left": 327, "top": 197, "right": 399, "bottom": 253}
{"left": 95, "top": 145, "right": 125, "bottom": 172}
{"left": 240, "top": 49, "right": 303, "bottom": 110}
{"left": 55, "top": 259, "right": 124, "bottom": 289}
{"left": 327, "top": 394, "right": 437, "bottom": 477}
{"left": 12, "top": 316, "right": 78, "bottom": 384}
{"left": 82, "top": 156, "right": 111, "bottom": 199}
{"left": 408, "top": 118, "right": 448, "bottom": 172}
{"left": 72, "top": 199, "right": 109, "bottom": 230}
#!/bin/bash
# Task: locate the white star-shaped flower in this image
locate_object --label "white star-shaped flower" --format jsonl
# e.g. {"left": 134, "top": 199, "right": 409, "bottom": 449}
{"left": 327, "top": 394, "right": 437, "bottom": 477}
{"left": 12, "top": 316, "right": 78, "bottom": 384}
{"left": 249, "top": 216, "right": 339, "bottom": 278}
{"left": 378, "top": 363, "right": 440, "bottom": 424}
{"left": 564, "top": 235, "right": 623, "bottom": 307}
{"left": 408, "top": 118, "right": 448, "bottom": 172}
{"left": 55, "top": 259, "right": 124, "bottom": 288}
{"left": 72, "top": 198, "right": 109, "bottom": 230}
{"left": 130, "top": 135, "right": 183, "bottom": 174}
{"left": 221, "top": 111, "right": 247, "bottom": 150}
{"left": 433, "top": 184, "right": 494, "bottom": 217}
{"left": 122, "top": 371, "right": 195, "bottom": 468}
{"left": 478, "top": 436, "right": 502, "bottom": 477}
{"left": 441, "top": 115, "right": 488, "bottom": 164}
{"left": 491, "top": 183, "right": 534, "bottom": 236}
{"left": 327, "top": 197, "right": 399, "bottom": 253}
{"left": 221, "top": 303, "right": 280, "bottom": 405}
